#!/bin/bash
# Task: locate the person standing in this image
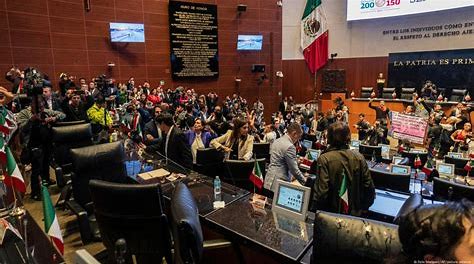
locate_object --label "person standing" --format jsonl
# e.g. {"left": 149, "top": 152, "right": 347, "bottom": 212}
{"left": 311, "top": 122, "right": 375, "bottom": 216}
{"left": 210, "top": 118, "right": 254, "bottom": 161}
{"left": 263, "top": 123, "right": 307, "bottom": 193}
{"left": 369, "top": 99, "right": 390, "bottom": 125}
{"left": 376, "top": 72, "right": 385, "bottom": 98}
{"left": 353, "top": 113, "right": 370, "bottom": 141}
{"left": 185, "top": 119, "right": 215, "bottom": 164}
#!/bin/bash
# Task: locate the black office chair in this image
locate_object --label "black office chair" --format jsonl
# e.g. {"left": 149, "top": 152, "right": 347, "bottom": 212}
{"left": 393, "top": 194, "right": 423, "bottom": 224}
{"left": 53, "top": 120, "right": 86, "bottom": 127}
{"left": 223, "top": 159, "right": 266, "bottom": 192}
{"left": 433, "top": 177, "right": 474, "bottom": 202}
{"left": 450, "top": 89, "right": 467, "bottom": 102}
{"left": 358, "top": 144, "right": 382, "bottom": 161}
{"left": 311, "top": 211, "right": 402, "bottom": 264}
{"left": 253, "top": 142, "right": 270, "bottom": 161}
{"left": 360, "top": 87, "right": 374, "bottom": 99}
{"left": 400, "top": 88, "right": 415, "bottom": 100}
{"left": 382, "top": 88, "right": 396, "bottom": 99}
{"left": 194, "top": 148, "right": 224, "bottom": 177}
{"left": 444, "top": 156, "right": 469, "bottom": 176}
{"left": 51, "top": 123, "right": 93, "bottom": 208}
{"left": 401, "top": 151, "right": 428, "bottom": 168}
{"left": 67, "top": 141, "right": 128, "bottom": 244}
{"left": 89, "top": 180, "right": 172, "bottom": 264}
{"left": 171, "top": 182, "right": 232, "bottom": 264}
{"left": 369, "top": 169, "right": 411, "bottom": 193}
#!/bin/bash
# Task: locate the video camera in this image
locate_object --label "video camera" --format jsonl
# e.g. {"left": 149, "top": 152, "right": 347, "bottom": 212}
{"left": 23, "top": 67, "right": 45, "bottom": 97}
{"left": 94, "top": 74, "right": 113, "bottom": 96}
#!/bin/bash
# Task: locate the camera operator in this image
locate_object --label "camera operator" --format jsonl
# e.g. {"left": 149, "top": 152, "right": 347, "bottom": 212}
{"left": 16, "top": 94, "right": 65, "bottom": 200}
{"left": 61, "top": 89, "right": 94, "bottom": 122}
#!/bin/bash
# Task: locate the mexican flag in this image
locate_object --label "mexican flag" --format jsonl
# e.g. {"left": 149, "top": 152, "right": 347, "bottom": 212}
{"left": 42, "top": 185, "right": 64, "bottom": 255}
{"left": 249, "top": 161, "right": 264, "bottom": 190}
{"left": 422, "top": 159, "right": 434, "bottom": 177}
{"left": 3, "top": 147, "right": 26, "bottom": 193}
{"left": 302, "top": 151, "right": 314, "bottom": 167}
{"left": 414, "top": 155, "right": 422, "bottom": 168}
{"left": 301, "top": 0, "right": 328, "bottom": 74}
{"left": 338, "top": 171, "right": 349, "bottom": 214}
{"left": 464, "top": 160, "right": 473, "bottom": 173}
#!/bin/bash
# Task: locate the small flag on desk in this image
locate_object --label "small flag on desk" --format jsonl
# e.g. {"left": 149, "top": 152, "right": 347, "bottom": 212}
{"left": 3, "top": 147, "right": 26, "bottom": 193}
{"left": 249, "top": 161, "right": 264, "bottom": 190}
{"left": 414, "top": 155, "right": 422, "bottom": 168}
{"left": 422, "top": 159, "right": 434, "bottom": 177}
{"left": 464, "top": 160, "right": 473, "bottom": 173}
{"left": 302, "top": 151, "right": 314, "bottom": 167}
{"left": 42, "top": 185, "right": 64, "bottom": 255}
{"left": 338, "top": 171, "right": 349, "bottom": 214}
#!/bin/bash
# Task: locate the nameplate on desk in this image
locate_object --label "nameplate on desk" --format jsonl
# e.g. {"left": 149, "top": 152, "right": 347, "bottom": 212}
{"left": 137, "top": 168, "right": 171, "bottom": 183}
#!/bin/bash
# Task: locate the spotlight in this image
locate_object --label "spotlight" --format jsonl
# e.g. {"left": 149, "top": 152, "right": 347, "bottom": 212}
{"left": 276, "top": 71, "right": 284, "bottom": 78}
{"left": 276, "top": 0, "right": 283, "bottom": 7}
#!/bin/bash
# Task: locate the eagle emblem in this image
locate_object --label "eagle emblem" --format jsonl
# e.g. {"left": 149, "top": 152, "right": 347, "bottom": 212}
{"left": 304, "top": 18, "right": 320, "bottom": 37}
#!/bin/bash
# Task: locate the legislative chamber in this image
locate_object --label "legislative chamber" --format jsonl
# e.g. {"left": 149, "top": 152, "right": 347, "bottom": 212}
{"left": 0, "top": 0, "right": 472, "bottom": 263}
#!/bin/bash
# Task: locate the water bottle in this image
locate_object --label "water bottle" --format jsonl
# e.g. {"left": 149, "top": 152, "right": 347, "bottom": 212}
{"left": 214, "top": 176, "right": 222, "bottom": 201}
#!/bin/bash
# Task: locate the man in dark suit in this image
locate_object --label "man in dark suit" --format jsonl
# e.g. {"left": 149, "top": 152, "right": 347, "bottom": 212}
{"left": 144, "top": 105, "right": 163, "bottom": 147}
{"left": 146, "top": 113, "right": 193, "bottom": 169}
{"left": 43, "top": 85, "right": 62, "bottom": 111}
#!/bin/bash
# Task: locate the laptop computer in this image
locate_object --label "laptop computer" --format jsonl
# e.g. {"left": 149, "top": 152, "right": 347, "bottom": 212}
{"left": 436, "top": 162, "right": 455, "bottom": 178}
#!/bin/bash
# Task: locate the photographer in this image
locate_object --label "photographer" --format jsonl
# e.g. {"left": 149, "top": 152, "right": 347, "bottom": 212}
{"left": 16, "top": 96, "right": 65, "bottom": 200}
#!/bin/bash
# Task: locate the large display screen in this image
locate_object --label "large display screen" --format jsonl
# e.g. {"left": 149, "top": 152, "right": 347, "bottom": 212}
{"left": 237, "top": 35, "right": 263, "bottom": 51}
{"left": 276, "top": 185, "right": 305, "bottom": 213}
{"left": 110, "top": 23, "right": 145, "bottom": 42}
{"left": 347, "top": 0, "right": 473, "bottom": 21}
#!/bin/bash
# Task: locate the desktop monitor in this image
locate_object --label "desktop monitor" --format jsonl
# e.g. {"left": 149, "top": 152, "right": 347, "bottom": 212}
{"left": 447, "top": 152, "right": 463, "bottom": 159}
{"left": 378, "top": 144, "right": 390, "bottom": 158}
{"left": 307, "top": 149, "right": 321, "bottom": 161}
{"left": 109, "top": 22, "right": 145, "bottom": 42}
{"left": 436, "top": 163, "right": 455, "bottom": 178}
{"left": 237, "top": 35, "right": 263, "bottom": 50}
{"left": 272, "top": 180, "right": 311, "bottom": 221}
{"left": 350, "top": 140, "right": 360, "bottom": 149}
{"left": 390, "top": 164, "right": 411, "bottom": 175}
{"left": 392, "top": 156, "right": 404, "bottom": 165}
{"left": 301, "top": 140, "right": 312, "bottom": 150}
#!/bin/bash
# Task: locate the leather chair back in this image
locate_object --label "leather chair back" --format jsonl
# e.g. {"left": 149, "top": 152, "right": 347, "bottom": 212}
{"left": 52, "top": 123, "right": 93, "bottom": 167}
{"left": 444, "top": 155, "right": 469, "bottom": 176}
{"left": 450, "top": 89, "right": 466, "bottom": 102}
{"left": 89, "top": 180, "right": 172, "bottom": 264}
{"left": 401, "top": 88, "right": 415, "bottom": 100}
{"left": 393, "top": 194, "right": 423, "bottom": 224}
{"left": 401, "top": 151, "right": 428, "bottom": 168}
{"left": 70, "top": 141, "right": 127, "bottom": 208}
{"left": 171, "top": 182, "right": 203, "bottom": 264}
{"left": 195, "top": 148, "right": 224, "bottom": 177}
{"left": 313, "top": 211, "right": 402, "bottom": 263}
{"left": 433, "top": 177, "right": 474, "bottom": 202}
{"left": 253, "top": 142, "right": 270, "bottom": 160}
{"left": 53, "top": 120, "right": 86, "bottom": 127}
{"left": 382, "top": 88, "right": 396, "bottom": 99}
{"left": 369, "top": 169, "right": 410, "bottom": 193}
{"left": 360, "top": 87, "right": 373, "bottom": 99}
{"left": 223, "top": 159, "right": 266, "bottom": 192}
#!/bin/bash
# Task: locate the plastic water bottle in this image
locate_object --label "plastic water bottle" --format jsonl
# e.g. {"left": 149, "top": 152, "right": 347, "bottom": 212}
{"left": 214, "top": 176, "right": 222, "bottom": 201}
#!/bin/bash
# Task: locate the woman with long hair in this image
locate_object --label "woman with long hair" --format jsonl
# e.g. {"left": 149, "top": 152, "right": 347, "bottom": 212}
{"left": 210, "top": 117, "right": 254, "bottom": 160}
{"left": 450, "top": 122, "right": 472, "bottom": 153}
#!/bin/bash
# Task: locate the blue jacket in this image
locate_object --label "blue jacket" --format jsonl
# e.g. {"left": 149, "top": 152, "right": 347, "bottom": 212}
{"left": 184, "top": 131, "right": 215, "bottom": 148}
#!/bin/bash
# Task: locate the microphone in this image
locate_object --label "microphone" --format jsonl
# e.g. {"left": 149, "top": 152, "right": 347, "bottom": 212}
{"left": 115, "top": 238, "right": 127, "bottom": 264}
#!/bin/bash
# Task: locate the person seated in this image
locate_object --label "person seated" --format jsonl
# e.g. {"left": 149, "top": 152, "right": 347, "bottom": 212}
{"left": 42, "top": 85, "right": 62, "bottom": 111}
{"left": 263, "top": 122, "right": 307, "bottom": 192}
{"left": 210, "top": 118, "right": 254, "bottom": 161}
{"left": 397, "top": 199, "right": 473, "bottom": 263}
{"left": 257, "top": 124, "right": 277, "bottom": 145}
{"left": 185, "top": 119, "right": 215, "bottom": 164}
{"left": 310, "top": 122, "right": 375, "bottom": 216}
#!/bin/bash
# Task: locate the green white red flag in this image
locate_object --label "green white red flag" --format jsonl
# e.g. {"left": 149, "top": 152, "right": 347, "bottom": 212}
{"left": 301, "top": 0, "right": 328, "bottom": 74}
{"left": 3, "top": 147, "right": 26, "bottom": 193}
{"left": 42, "top": 185, "right": 64, "bottom": 255}
{"left": 422, "top": 158, "right": 433, "bottom": 177}
{"left": 338, "top": 171, "right": 349, "bottom": 214}
{"left": 249, "top": 161, "right": 264, "bottom": 190}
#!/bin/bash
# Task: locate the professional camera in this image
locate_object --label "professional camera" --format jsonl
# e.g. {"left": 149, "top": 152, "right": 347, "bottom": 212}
{"left": 94, "top": 74, "right": 113, "bottom": 96}
{"left": 23, "top": 67, "right": 45, "bottom": 97}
